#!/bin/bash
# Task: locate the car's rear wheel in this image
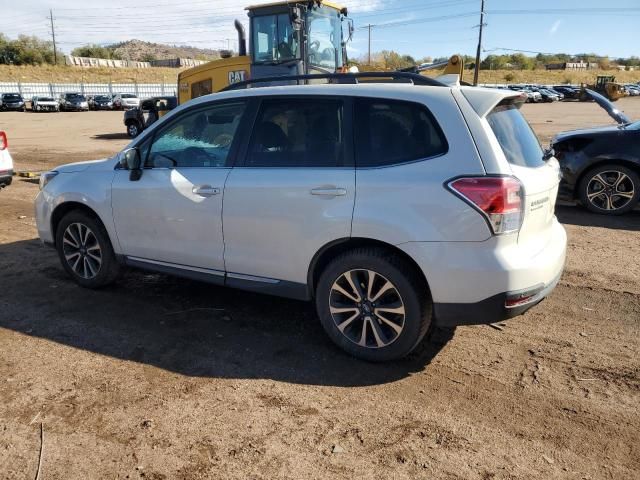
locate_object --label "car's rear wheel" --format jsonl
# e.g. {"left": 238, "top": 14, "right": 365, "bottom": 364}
{"left": 579, "top": 164, "right": 640, "bottom": 215}
{"left": 315, "top": 248, "right": 432, "bottom": 362}
{"left": 55, "top": 211, "right": 120, "bottom": 288}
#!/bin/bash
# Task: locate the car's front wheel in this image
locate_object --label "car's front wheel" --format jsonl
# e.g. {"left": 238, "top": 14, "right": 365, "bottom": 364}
{"left": 126, "top": 122, "right": 141, "bottom": 138}
{"left": 579, "top": 164, "right": 640, "bottom": 215}
{"left": 316, "top": 248, "right": 432, "bottom": 362}
{"left": 55, "top": 211, "right": 120, "bottom": 288}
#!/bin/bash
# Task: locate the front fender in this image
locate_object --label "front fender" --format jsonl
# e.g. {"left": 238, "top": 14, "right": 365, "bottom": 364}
{"left": 36, "top": 170, "right": 120, "bottom": 253}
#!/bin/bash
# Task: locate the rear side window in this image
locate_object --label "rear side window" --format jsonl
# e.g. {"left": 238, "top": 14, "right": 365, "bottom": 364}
{"left": 245, "top": 98, "right": 344, "bottom": 167}
{"left": 355, "top": 99, "right": 447, "bottom": 168}
{"left": 487, "top": 103, "right": 544, "bottom": 168}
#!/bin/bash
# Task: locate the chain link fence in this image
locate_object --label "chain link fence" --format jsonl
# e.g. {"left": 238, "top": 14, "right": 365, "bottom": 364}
{"left": 0, "top": 82, "right": 177, "bottom": 99}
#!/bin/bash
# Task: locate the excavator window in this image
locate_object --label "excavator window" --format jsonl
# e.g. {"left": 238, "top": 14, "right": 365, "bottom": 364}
{"left": 252, "top": 13, "right": 299, "bottom": 63}
{"left": 307, "top": 6, "right": 343, "bottom": 69}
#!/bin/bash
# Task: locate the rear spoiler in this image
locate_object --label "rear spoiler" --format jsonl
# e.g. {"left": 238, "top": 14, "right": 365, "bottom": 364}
{"left": 460, "top": 87, "right": 527, "bottom": 118}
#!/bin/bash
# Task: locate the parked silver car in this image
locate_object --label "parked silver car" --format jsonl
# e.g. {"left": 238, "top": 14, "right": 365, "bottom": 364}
{"left": 112, "top": 93, "right": 140, "bottom": 110}
{"left": 31, "top": 96, "right": 60, "bottom": 112}
{"left": 35, "top": 76, "right": 566, "bottom": 361}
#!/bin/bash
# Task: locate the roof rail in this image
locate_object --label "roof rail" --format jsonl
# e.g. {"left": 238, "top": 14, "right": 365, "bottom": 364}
{"left": 221, "top": 71, "right": 447, "bottom": 92}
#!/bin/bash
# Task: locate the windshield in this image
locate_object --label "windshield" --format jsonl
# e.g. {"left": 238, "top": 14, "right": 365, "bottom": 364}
{"left": 487, "top": 103, "right": 544, "bottom": 168}
{"left": 3, "top": 94, "right": 21, "bottom": 100}
{"left": 252, "top": 13, "right": 299, "bottom": 64}
{"left": 39, "top": 97, "right": 54, "bottom": 101}
{"left": 307, "top": 5, "right": 343, "bottom": 70}
{"left": 95, "top": 95, "right": 110, "bottom": 101}
{"left": 121, "top": 94, "right": 137, "bottom": 98}
{"left": 66, "top": 94, "right": 85, "bottom": 101}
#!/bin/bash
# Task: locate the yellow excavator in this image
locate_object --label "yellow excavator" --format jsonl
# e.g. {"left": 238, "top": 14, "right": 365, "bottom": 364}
{"left": 579, "top": 75, "right": 626, "bottom": 102}
{"left": 406, "top": 54, "right": 466, "bottom": 85}
{"left": 178, "top": 0, "right": 353, "bottom": 104}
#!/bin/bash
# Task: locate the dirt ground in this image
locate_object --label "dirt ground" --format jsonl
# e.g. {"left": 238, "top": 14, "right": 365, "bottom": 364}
{"left": 0, "top": 98, "right": 639, "bottom": 480}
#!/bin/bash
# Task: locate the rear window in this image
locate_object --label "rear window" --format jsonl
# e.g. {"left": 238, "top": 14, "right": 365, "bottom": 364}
{"left": 486, "top": 103, "right": 544, "bottom": 168}
{"left": 354, "top": 99, "right": 448, "bottom": 168}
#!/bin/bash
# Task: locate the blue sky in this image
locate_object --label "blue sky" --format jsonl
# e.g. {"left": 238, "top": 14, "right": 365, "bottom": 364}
{"left": 345, "top": 0, "right": 640, "bottom": 61}
{"left": 0, "top": 0, "right": 638, "bottom": 60}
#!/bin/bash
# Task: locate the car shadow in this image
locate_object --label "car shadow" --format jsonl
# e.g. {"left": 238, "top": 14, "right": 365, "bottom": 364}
{"left": 0, "top": 239, "right": 455, "bottom": 387}
{"left": 92, "top": 133, "right": 130, "bottom": 140}
{"left": 556, "top": 205, "right": 640, "bottom": 231}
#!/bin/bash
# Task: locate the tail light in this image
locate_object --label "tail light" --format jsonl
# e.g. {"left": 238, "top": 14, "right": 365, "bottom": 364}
{"left": 448, "top": 176, "right": 524, "bottom": 235}
{"left": 0, "top": 131, "right": 7, "bottom": 150}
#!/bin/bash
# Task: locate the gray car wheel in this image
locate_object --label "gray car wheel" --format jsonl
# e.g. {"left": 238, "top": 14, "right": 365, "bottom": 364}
{"left": 316, "top": 247, "right": 432, "bottom": 362}
{"left": 127, "top": 122, "right": 140, "bottom": 138}
{"left": 55, "top": 211, "right": 120, "bottom": 288}
{"left": 579, "top": 164, "right": 640, "bottom": 215}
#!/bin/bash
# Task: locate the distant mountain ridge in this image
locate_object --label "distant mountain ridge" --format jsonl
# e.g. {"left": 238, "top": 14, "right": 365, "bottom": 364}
{"left": 109, "top": 39, "right": 222, "bottom": 62}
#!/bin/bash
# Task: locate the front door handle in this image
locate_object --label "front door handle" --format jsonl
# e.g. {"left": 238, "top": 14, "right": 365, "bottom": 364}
{"left": 192, "top": 185, "right": 220, "bottom": 197}
{"left": 310, "top": 186, "right": 347, "bottom": 197}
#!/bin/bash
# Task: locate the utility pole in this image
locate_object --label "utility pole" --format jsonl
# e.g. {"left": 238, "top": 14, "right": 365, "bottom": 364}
{"left": 367, "top": 24, "right": 371, "bottom": 65}
{"left": 473, "top": 0, "right": 485, "bottom": 86}
{"left": 48, "top": 9, "right": 57, "bottom": 65}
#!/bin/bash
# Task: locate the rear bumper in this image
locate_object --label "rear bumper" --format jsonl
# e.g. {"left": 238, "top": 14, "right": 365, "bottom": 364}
{"left": 400, "top": 218, "right": 567, "bottom": 326}
{"left": 0, "top": 169, "right": 13, "bottom": 185}
{"left": 433, "top": 268, "right": 563, "bottom": 326}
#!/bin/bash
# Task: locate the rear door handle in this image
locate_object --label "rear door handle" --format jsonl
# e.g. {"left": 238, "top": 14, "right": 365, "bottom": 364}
{"left": 310, "top": 187, "right": 347, "bottom": 197}
{"left": 192, "top": 185, "right": 220, "bottom": 197}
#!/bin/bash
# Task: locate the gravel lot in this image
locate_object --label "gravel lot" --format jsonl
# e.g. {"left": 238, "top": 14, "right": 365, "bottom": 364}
{"left": 1, "top": 99, "right": 639, "bottom": 479}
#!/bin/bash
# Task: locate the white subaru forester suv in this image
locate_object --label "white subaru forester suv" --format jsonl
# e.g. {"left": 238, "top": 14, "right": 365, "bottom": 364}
{"left": 35, "top": 74, "right": 566, "bottom": 361}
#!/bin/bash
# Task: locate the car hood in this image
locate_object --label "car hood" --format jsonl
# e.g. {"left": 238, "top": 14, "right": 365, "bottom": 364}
{"left": 552, "top": 124, "right": 623, "bottom": 144}
{"left": 54, "top": 158, "right": 111, "bottom": 173}
{"left": 585, "top": 88, "right": 631, "bottom": 125}
{"left": 38, "top": 100, "right": 57, "bottom": 105}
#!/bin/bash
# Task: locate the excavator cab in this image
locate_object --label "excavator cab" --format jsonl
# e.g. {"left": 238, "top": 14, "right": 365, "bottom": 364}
{"left": 248, "top": 1, "right": 351, "bottom": 80}
{"left": 178, "top": 1, "right": 351, "bottom": 104}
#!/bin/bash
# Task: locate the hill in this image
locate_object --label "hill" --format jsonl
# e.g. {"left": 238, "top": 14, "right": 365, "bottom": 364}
{"left": 0, "top": 64, "right": 638, "bottom": 86}
{"left": 109, "top": 39, "right": 221, "bottom": 62}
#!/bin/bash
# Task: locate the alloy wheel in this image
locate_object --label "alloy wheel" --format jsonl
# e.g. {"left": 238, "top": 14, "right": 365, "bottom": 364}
{"left": 586, "top": 170, "right": 635, "bottom": 211}
{"left": 329, "top": 269, "right": 406, "bottom": 349}
{"left": 62, "top": 223, "right": 102, "bottom": 279}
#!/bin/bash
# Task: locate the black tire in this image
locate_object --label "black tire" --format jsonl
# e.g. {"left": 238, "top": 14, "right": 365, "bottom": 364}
{"left": 578, "top": 164, "right": 640, "bottom": 215}
{"left": 55, "top": 210, "right": 120, "bottom": 288}
{"left": 315, "top": 247, "right": 432, "bottom": 362}
{"left": 126, "top": 122, "right": 141, "bottom": 138}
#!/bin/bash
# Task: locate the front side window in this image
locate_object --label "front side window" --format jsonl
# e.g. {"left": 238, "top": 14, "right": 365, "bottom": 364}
{"left": 252, "top": 13, "right": 299, "bottom": 63}
{"left": 355, "top": 99, "right": 448, "bottom": 167}
{"left": 147, "top": 102, "right": 246, "bottom": 168}
{"left": 487, "top": 102, "right": 544, "bottom": 168}
{"left": 307, "top": 6, "right": 343, "bottom": 69}
{"left": 245, "top": 98, "right": 344, "bottom": 168}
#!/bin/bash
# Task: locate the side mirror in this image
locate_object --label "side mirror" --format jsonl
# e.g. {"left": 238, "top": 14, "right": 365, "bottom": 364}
{"left": 543, "top": 147, "right": 555, "bottom": 161}
{"left": 123, "top": 148, "right": 143, "bottom": 181}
